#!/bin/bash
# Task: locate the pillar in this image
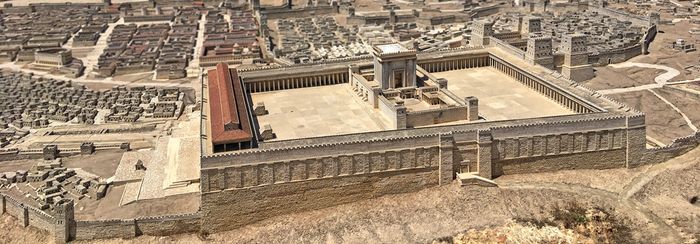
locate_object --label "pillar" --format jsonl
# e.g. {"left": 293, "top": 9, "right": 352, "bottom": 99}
{"left": 22, "top": 207, "right": 29, "bottom": 227}
{"left": 477, "top": 130, "right": 493, "bottom": 179}
{"left": 439, "top": 134, "right": 455, "bottom": 185}
{"left": 626, "top": 115, "right": 646, "bottom": 168}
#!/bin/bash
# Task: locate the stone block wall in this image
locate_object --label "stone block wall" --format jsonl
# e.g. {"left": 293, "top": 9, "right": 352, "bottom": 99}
{"left": 134, "top": 213, "right": 201, "bottom": 237}
{"left": 589, "top": 44, "right": 643, "bottom": 66}
{"left": 494, "top": 148, "right": 626, "bottom": 176}
{"left": 200, "top": 168, "right": 438, "bottom": 232}
{"left": 1, "top": 194, "right": 55, "bottom": 233}
{"left": 201, "top": 145, "right": 441, "bottom": 192}
{"left": 405, "top": 106, "right": 469, "bottom": 128}
{"left": 75, "top": 219, "right": 136, "bottom": 240}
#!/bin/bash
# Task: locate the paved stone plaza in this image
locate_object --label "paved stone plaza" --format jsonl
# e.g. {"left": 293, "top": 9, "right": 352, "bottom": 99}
{"left": 252, "top": 84, "right": 389, "bottom": 140}
{"left": 437, "top": 67, "right": 573, "bottom": 121}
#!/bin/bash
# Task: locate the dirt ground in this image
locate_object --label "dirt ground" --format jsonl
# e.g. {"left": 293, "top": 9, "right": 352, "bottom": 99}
{"left": 608, "top": 90, "right": 694, "bottom": 145}
{"left": 74, "top": 185, "right": 200, "bottom": 220}
{"left": 62, "top": 152, "right": 124, "bottom": 178}
{"left": 0, "top": 159, "right": 37, "bottom": 174}
{"left": 655, "top": 87, "right": 700, "bottom": 127}
{"left": 586, "top": 66, "right": 664, "bottom": 90}
{"left": 3, "top": 146, "right": 700, "bottom": 243}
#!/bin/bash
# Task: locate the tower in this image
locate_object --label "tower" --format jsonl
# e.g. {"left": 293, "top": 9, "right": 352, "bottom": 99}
{"left": 525, "top": 34, "right": 554, "bottom": 69}
{"left": 648, "top": 12, "right": 660, "bottom": 26}
{"left": 54, "top": 200, "right": 75, "bottom": 243}
{"left": 372, "top": 43, "right": 417, "bottom": 90}
{"left": 470, "top": 20, "right": 494, "bottom": 47}
{"left": 561, "top": 33, "right": 594, "bottom": 82}
{"left": 519, "top": 16, "right": 542, "bottom": 35}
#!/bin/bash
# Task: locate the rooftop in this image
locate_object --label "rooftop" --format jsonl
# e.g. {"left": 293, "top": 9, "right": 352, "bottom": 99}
{"left": 376, "top": 43, "right": 408, "bottom": 53}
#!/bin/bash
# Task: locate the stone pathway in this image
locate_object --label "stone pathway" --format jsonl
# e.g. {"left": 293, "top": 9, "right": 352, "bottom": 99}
{"left": 598, "top": 62, "right": 700, "bottom": 95}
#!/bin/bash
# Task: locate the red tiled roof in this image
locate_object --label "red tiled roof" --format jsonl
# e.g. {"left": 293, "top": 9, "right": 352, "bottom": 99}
{"left": 207, "top": 63, "right": 253, "bottom": 145}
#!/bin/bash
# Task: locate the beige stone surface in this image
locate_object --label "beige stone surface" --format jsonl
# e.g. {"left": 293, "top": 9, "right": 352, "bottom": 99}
{"left": 252, "top": 84, "right": 389, "bottom": 140}
{"left": 436, "top": 67, "right": 573, "bottom": 121}
{"left": 112, "top": 150, "right": 151, "bottom": 184}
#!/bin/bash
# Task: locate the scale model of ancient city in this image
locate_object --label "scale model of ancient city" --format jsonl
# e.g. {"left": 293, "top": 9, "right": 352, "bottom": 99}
{"left": 0, "top": 0, "right": 698, "bottom": 243}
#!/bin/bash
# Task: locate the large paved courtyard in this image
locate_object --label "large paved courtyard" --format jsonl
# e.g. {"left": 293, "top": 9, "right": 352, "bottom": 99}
{"left": 252, "top": 84, "right": 389, "bottom": 140}
{"left": 435, "top": 67, "right": 574, "bottom": 121}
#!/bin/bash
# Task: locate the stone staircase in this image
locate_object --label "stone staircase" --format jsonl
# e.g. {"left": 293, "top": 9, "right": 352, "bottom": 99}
{"left": 457, "top": 172, "right": 498, "bottom": 187}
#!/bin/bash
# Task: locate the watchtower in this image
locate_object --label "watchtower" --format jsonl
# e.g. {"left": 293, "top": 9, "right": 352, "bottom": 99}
{"left": 561, "top": 33, "right": 594, "bottom": 81}
{"left": 372, "top": 43, "right": 417, "bottom": 90}
{"left": 43, "top": 145, "right": 59, "bottom": 160}
{"left": 519, "top": 16, "right": 542, "bottom": 35}
{"left": 54, "top": 200, "right": 75, "bottom": 243}
{"left": 525, "top": 34, "right": 554, "bottom": 69}
{"left": 471, "top": 20, "right": 494, "bottom": 47}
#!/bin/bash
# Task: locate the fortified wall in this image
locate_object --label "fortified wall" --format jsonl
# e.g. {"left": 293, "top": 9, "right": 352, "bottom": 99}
{"left": 0, "top": 143, "right": 130, "bottom": 162}
{"left": 1, "top": 191, "right": 202, "bottom": 243}
{"left": 197, "top": 43, "right": 650, "bottom": 233}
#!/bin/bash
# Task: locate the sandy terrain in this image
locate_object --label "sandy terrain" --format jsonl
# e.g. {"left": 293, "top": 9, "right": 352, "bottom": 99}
{"left": 609, "top": 90, "right": 695, "bottom": 145}
{"left": 62, "top": 152, "right": 124, "bottom": 178}
{"left": 586, "top": 66, "right": 664, "bottom": 91}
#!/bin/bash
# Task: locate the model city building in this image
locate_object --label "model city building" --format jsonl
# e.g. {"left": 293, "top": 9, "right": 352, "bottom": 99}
{"left": 0, "top": 0, "right": 698, "bottom": 243}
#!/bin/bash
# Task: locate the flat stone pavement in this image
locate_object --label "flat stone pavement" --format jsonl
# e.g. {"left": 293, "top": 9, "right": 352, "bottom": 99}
{"left": 435, "top": 67, "right": 573, "bottom": 121}
{"left": 252, "top": 83, "right": 390, "bottom": 140}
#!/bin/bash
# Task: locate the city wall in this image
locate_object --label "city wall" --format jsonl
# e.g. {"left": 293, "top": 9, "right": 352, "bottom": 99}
{"left": 1, "top": 191, "right": 202, "bottom": 242}
{"left": 0, "top": 143, "right": 130, "bottom": 162}
{"left": 73, "top": 213, "right": 201, "bottom": 241}
{"left": 589, "top": 6, "right": 650, "bottom": 27}
{"left": 1, "top": 193, "right": 55, "bottom": 234}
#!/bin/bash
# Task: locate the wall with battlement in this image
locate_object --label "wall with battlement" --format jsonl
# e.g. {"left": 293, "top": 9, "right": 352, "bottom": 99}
{"left": 1, "top": 194, "right": 55, "bottom": 234}
{"left": 200, "top": 110, "right": 646, "bottom": 232}
{"left": 0, "top": 143, "right": 130, "bottom": 162}
{"left": 589, "top": 6, "right": 650, "bottom": 27}
{"left": 589, "top": 44, "right": 643, "bottom": 66}
{"left": 73, "top": 213, "right": 201, "bottom": 241}
{"left": 1, "top": 191, "right": 201, "bottom": 242}
{"left": 406, "top": 106, "right": 468, "bottom": 128}
{"left": 75, "top": 219, "right": 136, "bottom": 240}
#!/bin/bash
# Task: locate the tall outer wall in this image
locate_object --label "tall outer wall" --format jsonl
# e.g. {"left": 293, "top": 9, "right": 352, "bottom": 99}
{"left": 198, "top": 114, "right": 648, "bottom": 233}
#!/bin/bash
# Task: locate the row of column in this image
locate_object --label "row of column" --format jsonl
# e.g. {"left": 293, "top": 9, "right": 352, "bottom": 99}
{"left": 490, "top": 58, "right": 591, "bottom": 114}
{"left": 247, "top": 72, "right": 348, "bottom": 93}
{"left": 420, "top": 56, "right": 488, "bottom": 73}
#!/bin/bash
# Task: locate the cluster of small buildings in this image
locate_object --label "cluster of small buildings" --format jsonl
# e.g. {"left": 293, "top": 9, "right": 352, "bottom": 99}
{"left": 0, "top": 3, "right": 118, "bottom": 62}
{"left": 103, "top": 86, "right": 184, "bottom": 123}
{"left": 0, "top": 126, "right": 28, "bottom": 148}
{"left": 0, "top": 71, "right": 184, "bottom": 128}
{"left": 200, "top": 10, "right": 261, "bottom": 67}
{"left": 0, "top": 72, "right": 99, "bottom": 128}
{"left": 96, "top": 23, "right": 170, "bottom": 77}
{"left": 671, "top": 38, "right": 697, "bottom": 53}
{"left": 1, "top": 158, "right": 108, "bottom": 211}
{"left": 493, "top": 10, "right": 646, "bottom": 54}
{"left": 407, "top": 24, "right": 470, "bottom": 51}
{"left": 155, "top": 8, "right": 203, "bottom": 80}
{"left": 273, "top": 17, "right": 368, "bottom": 63}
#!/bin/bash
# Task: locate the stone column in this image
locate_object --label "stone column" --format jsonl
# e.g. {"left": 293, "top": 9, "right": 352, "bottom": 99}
{"left": 477, "top": 130, "right": 493, "bottom": 179}
{"left": 438, "top": 134, "right": 455, "bottom": 185}
{"left": 626, "top": 114, "right": 646, "bottom": 168}
{"left": 466, "top": 96, "right": 479, "bottom": 121}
